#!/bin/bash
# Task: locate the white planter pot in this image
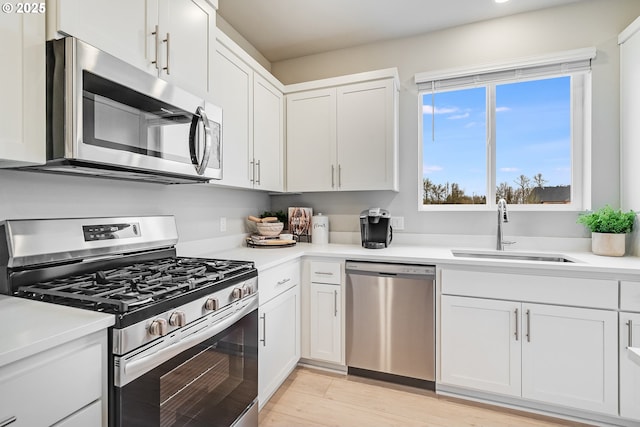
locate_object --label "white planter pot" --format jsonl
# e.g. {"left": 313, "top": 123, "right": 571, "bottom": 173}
{"left": 591, "top": 232, "right": 626, "bottom": 257}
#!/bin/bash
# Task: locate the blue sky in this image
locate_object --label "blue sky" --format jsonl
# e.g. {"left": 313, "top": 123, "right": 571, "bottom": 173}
{"left": 422, "top": 76, "right": 571, "bottom": 198}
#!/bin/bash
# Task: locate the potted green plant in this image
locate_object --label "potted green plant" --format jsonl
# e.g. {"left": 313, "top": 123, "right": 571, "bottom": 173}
{"left": 577, "top": 205, "right": 636, "bottom": 256}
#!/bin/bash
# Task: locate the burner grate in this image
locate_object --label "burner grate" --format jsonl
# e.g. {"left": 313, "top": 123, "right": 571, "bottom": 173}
{"left": 16, "top": 257, "right": 254, "bottom": 313}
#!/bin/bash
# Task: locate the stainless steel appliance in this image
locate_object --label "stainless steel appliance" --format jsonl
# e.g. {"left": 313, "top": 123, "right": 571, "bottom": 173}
{"left": 0, "top": 216, "right": 257, "bottom": 427}
{"left": 345, "top": 261, "right": 435, "bottom": 389}
{"left": 30, "top": 37, "right": 222, "bottom": 184}
{"left": 359, "top": 208, "right": 392, "bottom": 249}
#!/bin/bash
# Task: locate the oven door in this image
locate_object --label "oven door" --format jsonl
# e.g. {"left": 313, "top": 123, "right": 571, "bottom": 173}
{"left": 113, "top": 298, "right": 257, "bottom": 427}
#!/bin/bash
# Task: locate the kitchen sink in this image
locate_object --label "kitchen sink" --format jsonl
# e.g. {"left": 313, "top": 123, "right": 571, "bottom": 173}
{"left": 451, "top": 249, "right": 576, "bottom": 263}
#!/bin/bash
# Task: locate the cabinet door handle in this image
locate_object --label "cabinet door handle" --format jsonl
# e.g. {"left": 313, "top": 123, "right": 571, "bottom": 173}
{"left": 514, "top": 308, "right": 519, "bottom": 341}
{"left": 525, "top": 309, "right": 531, "bottom": 342}
{"left": 331, "top": 165, "right": 335, "bottom": 188}
{"left": 162, "top": 32, "right": 170, "bottom": 75}
{"left": 256, "top": 160, "right": 261, "bottom": 185}
{"left": 629, "top": 320, "right": 634, "bottom": 348}
{"left": 151, "top": 25, "right": 159, "bottom": 69}
{"left": 260, "top": 313, "right": 266, "bottom": 347}
{"left": 334, "top": 290, "right": 338, "bottom": 317}
{"left": 0, "top": 416, "right": 17, "bottom": 427}
{"left": 338, "top": 164, "right": 342, "bottom": 188}
{"left": 277, "top": 278, "right": 291, "bottom": 286}
{"left": 249, "top": 159, "right": 255, "bottom": 183}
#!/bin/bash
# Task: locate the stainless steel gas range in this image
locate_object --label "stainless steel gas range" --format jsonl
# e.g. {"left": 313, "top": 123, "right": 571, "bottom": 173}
{"left": 0, "top": 216, "right": 258, "bottom": 427}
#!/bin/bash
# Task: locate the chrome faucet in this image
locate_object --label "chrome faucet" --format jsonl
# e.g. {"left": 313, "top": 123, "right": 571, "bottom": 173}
{"left": 497, "top": 198, "right": 514, "bottom": 250}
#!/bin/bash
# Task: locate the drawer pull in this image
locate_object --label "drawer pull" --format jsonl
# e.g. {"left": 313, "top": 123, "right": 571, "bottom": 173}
{"left": 277, "top": 278, "right": 291, "bottom": 286}
{"left": 315, "top": 272, "right": 334, "bottom": 276}
{"left": 0, "top": 416, "right": 17, "bottom": 427}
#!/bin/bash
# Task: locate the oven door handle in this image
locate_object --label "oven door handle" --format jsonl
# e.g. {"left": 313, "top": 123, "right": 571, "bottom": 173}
{"left": 116, "top": 296, "right": 257, "bottom": 387}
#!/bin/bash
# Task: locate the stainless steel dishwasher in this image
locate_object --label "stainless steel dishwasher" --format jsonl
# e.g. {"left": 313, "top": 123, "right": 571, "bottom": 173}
{"left": 346, "top": 261, "right": 436, "bottom": 389}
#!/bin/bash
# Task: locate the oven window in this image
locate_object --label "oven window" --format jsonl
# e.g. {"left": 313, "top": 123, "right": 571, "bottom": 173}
{"left": 114, "top": 310, "right": 257, "bottom": 427}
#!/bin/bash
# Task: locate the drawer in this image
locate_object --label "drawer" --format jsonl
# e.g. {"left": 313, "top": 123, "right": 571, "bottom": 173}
{"left": 310, "top": 261, "right": 341, "bottom": 285}
{"left": 259, "top": 260, "right": 300, "bottom": 305}
{"left": 54, "top": 400, "right": 102, "bottom": 427}
{"left": 621, "top": 281, "right": 640, "bottom": 312}
{"left": 0, "top": 340, "right": 102, "bottom": 427}
{"left": 441, "top": 269, "right": 618, "bottom": 309}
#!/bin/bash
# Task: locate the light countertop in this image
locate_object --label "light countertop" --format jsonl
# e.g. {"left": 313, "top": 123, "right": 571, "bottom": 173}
{"left": 0, "top": 295, "right": 114, "bottom": 368}
{"left": 181, "top": 242, "right": 640, "bottom": 279}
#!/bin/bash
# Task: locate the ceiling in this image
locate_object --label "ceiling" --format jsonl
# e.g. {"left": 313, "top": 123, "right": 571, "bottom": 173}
{"left": 217, "top": 0, "right": 585, "bottom": 63}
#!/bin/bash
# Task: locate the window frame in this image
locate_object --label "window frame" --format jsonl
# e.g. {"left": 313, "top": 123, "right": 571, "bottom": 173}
{"left": 415, "top": 49, "right": 593, "bottom": 212}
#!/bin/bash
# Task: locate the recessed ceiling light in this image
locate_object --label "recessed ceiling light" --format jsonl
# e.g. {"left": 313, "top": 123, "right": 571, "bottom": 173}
{"left": 495, "top": 0, "right": 510, "bottom": 3}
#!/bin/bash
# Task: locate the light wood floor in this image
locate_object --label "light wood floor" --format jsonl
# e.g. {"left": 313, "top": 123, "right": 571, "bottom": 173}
{"left": 258, "top": 367, "right": 592, "bottom": 427}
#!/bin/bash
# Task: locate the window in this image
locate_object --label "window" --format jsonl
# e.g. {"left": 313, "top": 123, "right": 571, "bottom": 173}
{"left": 416, "top": 48, "right": 594, "bottom": 210}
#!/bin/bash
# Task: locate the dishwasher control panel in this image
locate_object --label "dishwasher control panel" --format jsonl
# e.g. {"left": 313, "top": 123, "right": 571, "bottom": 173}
{"left": 345, "top": 261, "right": 435, "bottom": 277}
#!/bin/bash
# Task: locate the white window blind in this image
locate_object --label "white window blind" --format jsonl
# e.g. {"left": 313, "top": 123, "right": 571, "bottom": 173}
{"left": 415, "top": 47, "right": 596, "bottom": 91}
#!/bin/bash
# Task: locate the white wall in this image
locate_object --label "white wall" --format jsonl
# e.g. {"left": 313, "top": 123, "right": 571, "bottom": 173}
{"left": 269, "top": 0, "right": 640, "bottom": 242}
{"left": 0, "top": 170, "right": 270, "bottom": 244}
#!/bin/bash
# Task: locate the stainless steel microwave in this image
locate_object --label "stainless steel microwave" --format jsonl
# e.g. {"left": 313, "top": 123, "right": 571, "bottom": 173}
{"left": 32, "top": 37, "right": 222, "bottom": 184}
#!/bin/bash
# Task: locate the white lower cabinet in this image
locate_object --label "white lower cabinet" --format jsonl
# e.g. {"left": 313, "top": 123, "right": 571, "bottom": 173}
{"left": 520, "top": 303, "right": 617, "bottom": 414}
{"left": 441, "top": 295, "right": 618, "bottom": 415}
{"left": 309, "top": 282, "right": 342, "bottom": 364}
{"left": 258, "top": 261, "right": 300, "bottom": 408}
{"left": 620, "top": 312, "right": 640, "bottom": 421}
{"left": 0, "top": 331, "right": 106, "bottom": 426}
{"left": 440, "top": 267, "right": 619, "bottom": 417}
{"left": 441, "top": 296, "right": 521, "bottom": 396}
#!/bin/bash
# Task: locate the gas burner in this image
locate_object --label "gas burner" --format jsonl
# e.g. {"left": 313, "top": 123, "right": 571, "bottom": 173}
{"left": 14, "top": 257, "right": 256, "bottom": 317}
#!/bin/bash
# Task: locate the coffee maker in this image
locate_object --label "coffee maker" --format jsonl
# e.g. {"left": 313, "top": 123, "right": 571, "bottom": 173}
{"left": 360, "top": 208, "right": 393, "bottom": 249}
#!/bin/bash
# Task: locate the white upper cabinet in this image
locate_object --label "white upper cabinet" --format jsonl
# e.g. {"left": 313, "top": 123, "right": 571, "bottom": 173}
{"left": 0, "top": 10, "right": 46, "bottom": 167}
{"left": 51, "top": 0, "right": 151, "bottom": 73}
{"left": 50, "top": 0, "right": 217, "bottom": 98}
{"left": 252, "top": 74, "right": 284, "bottom": 191}
{"left": 285, "top": 69, "right": 399, "bottom": 193}
{"left": 212, "top": 32, "right": 284, "bottom": 191}
{"left": 336, "top": 79, "right": 398, "bottom": 191}
{"left": 213, "top": 41, "right": 252, "bottom": 188}
{"left": 286, "top": 88, "right": 336, "bottom": 192}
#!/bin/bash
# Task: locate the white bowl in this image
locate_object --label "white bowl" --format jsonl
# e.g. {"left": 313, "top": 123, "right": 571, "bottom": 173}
{"left": 280, "top": 233, "right": 294, "bottom": 240}
{"left": 256, "top": 222, "right": 284, "bottom": 236}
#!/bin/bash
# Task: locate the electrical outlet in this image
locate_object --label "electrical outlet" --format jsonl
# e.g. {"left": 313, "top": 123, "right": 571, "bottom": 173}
{"left": 220, "top": 217, "right": 227, "bottom": 232}
{"left": 390, "top": 216, "right": 405, "bottom": 230}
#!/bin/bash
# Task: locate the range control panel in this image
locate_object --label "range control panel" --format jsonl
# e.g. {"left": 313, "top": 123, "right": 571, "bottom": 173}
{"left": 83, "top": 223, "right": 141, "bottom": 241}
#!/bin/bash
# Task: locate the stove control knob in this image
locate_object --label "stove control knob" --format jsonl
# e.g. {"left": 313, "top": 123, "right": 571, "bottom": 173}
{"left": 232, "top": 287, "right": 244, "bottom": 300}
{"left": 205, "top": 298, "right": 219, "bottom": 311}
{"left": 149, "top": 318, "right": 168, "bottom": 336}
{"left": 169, "top": 311, "right": 186, "bottom": 327}
{"left": 244, "top": 286, "right": 253, "bottom": 296}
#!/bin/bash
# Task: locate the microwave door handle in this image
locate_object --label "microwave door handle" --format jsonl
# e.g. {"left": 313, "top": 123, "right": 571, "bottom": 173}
{"left": 189, "top": 106, "right": 213, "bottom": 175}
